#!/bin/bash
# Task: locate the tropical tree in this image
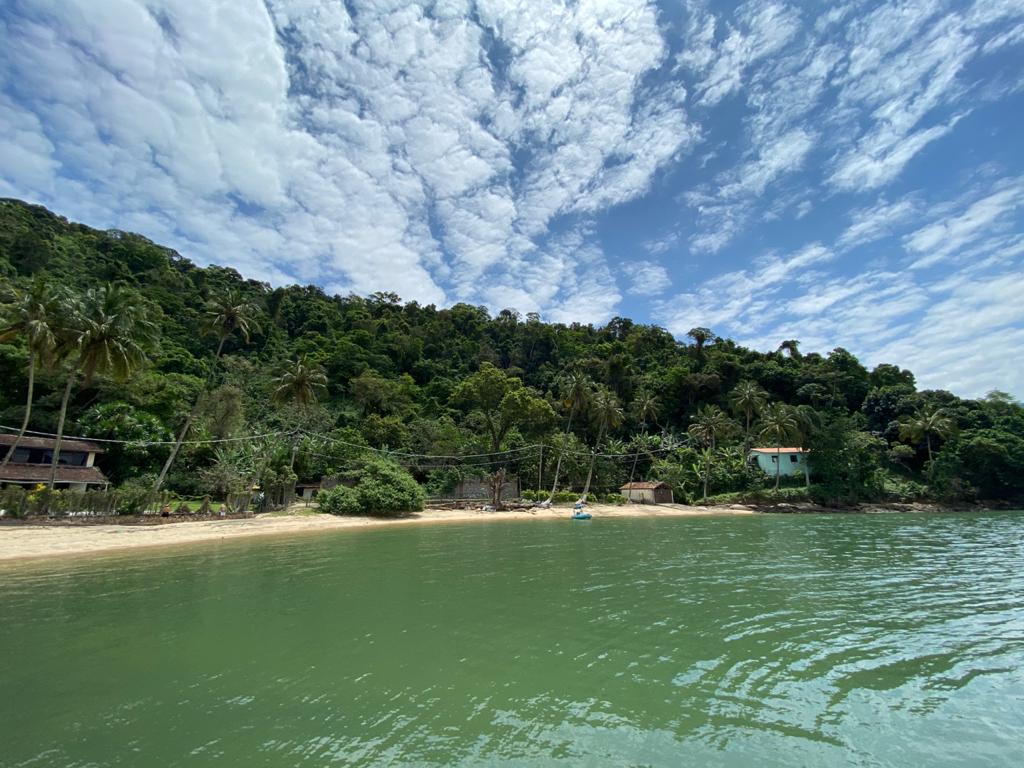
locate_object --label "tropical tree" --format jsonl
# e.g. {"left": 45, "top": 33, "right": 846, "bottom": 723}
{"left": 687, "top": 327, "right": 714, "bottom": 357}
{"left": 778, "top": 339, "right": 802, "bottom": 359}
{"left": 757, "top": 403, "right": 801, "bottom": 489}
{"left": 0, "top": 279, "right": 65, "bottom": 468}
{"left": 631, "top": 390, "right": 661, "bottom": 432}
{"left": 580, "top": 387, "right": 623, "bottom": 499}
{"left": 272, "top": 356, "right": 328, "bottom": 477}
{"left": 48, "top": 285, "right": 159, "bottom": 490}
{"left": 547, "top": 369, "right": 592, "bottom": 501}
{"left": 273, "top": 356, "right": 328, "bottom": 409}
{"left": 687, "top": 404, "right": 737, "bottom": 500}
{"left": 899, "top": 407, "right": 956, "bottom": 472}
{"left": 729, "top": 380, "right": 767, "bottom": 450}
{"left": 452, "top": 363, "right": 554, "bottom": 508}
{"left": 153, "top": 288, "right": 262, "bottom": 491}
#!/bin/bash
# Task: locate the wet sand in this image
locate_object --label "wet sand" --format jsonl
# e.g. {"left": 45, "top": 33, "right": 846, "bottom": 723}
{"left": 0, "top": 504, "right": 752, "bottom": 563}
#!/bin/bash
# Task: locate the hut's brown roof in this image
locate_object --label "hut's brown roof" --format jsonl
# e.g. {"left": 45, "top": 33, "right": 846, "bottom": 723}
{"left": 0, "top": 434, "right": 105, "bottom": 454}
{"left": 0, "top": 464, "right": 108, "bottom": 485}
{"left": 620, "top": 481, "right": 671, "bottom": 490}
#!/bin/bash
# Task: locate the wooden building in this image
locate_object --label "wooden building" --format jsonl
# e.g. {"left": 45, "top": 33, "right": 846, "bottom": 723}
{"left": 619, "top": 481, "right": 674, "bottom": 504}
{"left": 0, "top": 434, "right": 109, "bottom": 490}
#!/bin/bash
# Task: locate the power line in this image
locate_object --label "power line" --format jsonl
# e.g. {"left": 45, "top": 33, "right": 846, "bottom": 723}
{"left": 0, "top": 424, "right": 295, "bottom": 447}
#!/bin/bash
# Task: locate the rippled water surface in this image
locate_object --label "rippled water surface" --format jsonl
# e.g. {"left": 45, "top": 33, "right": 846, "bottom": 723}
{"left": 3, "top": 513, "right": 1024, "bottom": 766}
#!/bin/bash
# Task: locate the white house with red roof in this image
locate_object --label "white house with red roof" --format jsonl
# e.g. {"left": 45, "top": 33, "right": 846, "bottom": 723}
{"left": 749, "top": 447, "right": 809, "bottom": 479}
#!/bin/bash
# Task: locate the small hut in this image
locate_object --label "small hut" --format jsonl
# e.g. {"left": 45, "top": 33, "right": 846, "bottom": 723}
{"left": 619, "top": 481, "right": 674, "bottom": 504}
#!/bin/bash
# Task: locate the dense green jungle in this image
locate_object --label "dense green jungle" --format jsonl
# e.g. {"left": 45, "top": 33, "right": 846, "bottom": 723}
{"left": 2, "top": 197, "right": 1022, "bottom": 513}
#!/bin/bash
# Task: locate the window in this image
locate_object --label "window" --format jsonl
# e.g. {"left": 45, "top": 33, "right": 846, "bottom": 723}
{"left": 790, "top": 455, "right": 799, "bottom": 463}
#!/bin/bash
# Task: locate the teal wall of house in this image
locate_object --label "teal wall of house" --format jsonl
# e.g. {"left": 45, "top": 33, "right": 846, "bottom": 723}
{"left": 752, "top": 451, "right": 807, "bottom": 477}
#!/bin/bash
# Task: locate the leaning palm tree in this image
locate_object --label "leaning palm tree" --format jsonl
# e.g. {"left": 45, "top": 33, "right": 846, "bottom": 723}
{"left": 272, "top": 356, "right": 328, "bottom": 472}
{"left": 687, "top": 404, "right": 737, "bottom": 501}
{"left": 48, "top": 285, "right": 158, "bottom": 490}
{"left": 580, "top": 388, "right": 623, "bottom": 500}
{"left": 547, "top": 369, "right": 592, "bottom": 501}
{"left": 0, "top": 280, "right": 64, "bottom": 468}
{"left": 729, "top": 380, "right": 767, "bottom": 450}
{"left": 153, "top": 288, "right": 262, "bottom": 491}
{"left": 756, "top": 403, "right": 801, "bottom": 490}
{"left": 899, "top": 407, "right": 956, "bottom": 472}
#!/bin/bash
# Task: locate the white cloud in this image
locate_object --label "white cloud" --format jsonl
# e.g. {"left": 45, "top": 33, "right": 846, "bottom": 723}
{"left": 624, "top": 261, "right": 671, "bottom": 296}
{"left": 680, "top": 0, "right": 802, "bottom": 106}
{"left": 837, "top": 197, "right": 919, "bottom": 251}
{"left": 0, "top": 0, "right": 697, "bottom": 323}
{"left": 904, "top": 177, "right": 1024, "bottom": 268}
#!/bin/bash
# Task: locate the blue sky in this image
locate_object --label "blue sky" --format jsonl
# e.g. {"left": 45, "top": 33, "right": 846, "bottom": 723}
{"left": 1, "top": 0, "right": 1023, "bottom": 397}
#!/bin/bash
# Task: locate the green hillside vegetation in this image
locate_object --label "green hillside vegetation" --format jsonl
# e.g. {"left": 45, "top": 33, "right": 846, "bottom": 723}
{"left": 2, "top": 197, "right": 1023, "bottom": 512}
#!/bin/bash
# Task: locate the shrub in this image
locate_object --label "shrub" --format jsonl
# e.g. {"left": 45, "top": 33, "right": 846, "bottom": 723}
{"left": 318, "top": 485, "right": 362, "bottom": 516}
{"left": 318, "top": 457, "right": 425, "bottom": 517}
{"left": 116, "top": 477, "right": 156, "bottom": 515}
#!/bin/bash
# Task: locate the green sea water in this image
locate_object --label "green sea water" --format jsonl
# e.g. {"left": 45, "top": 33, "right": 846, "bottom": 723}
{"left": 2, "top": 512, "right": 1024, "bottom": 767}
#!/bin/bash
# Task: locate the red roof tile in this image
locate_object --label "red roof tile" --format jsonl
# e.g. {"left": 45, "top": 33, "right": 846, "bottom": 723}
{"left": 750, "top": 447, "right": 806, "bottom": 454}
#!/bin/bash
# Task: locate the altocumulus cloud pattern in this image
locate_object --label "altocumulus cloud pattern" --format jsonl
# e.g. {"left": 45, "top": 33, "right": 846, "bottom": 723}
{"left": 1, "top": 0, "right": 1023, "bottom": 396}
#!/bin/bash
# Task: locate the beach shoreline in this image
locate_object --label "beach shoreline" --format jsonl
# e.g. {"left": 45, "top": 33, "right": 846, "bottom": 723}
{"left": 0, "top": 504, "right": 750, "bottom": 563}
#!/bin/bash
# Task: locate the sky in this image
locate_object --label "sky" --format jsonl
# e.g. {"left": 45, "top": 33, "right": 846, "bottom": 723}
{"left": 1, "top": 0, "right": 1023, "bottom": 398}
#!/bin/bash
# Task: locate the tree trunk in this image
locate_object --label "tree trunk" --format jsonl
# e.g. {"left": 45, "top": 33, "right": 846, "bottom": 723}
{"left": 153, "top": 338, "right": 226, "bottom": 492}
{"left": 628, "top": 434, "right": 643, "bottom": 486}
{"left": 1, "top": 354, "right": 35, "bottom": 468}
{"left": 47, "top": 373, "right": 76, "bottom": 496}
{"left": 775, "top": 445, "right": 781, "bottom": 490}
{"left": 547, "top": 403, "right": 576, "bottom": 501}
{"left": 490, "top": 467, "right": 506, "bottom": 509}
{"left": 580, "top": 425, "right": 606, "bottom": 500}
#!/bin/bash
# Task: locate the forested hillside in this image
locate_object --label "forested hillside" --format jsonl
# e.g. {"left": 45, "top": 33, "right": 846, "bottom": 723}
{"left": 2, "top": 197, "right": 1022, "bottom": 508}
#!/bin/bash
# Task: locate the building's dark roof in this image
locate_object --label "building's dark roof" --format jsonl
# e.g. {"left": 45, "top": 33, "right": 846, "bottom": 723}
{"left": 620, "top": 481, "right": 671, "bottom": 490}
{"left": 0, "top": 434, "right": 105, "bottom": 454}
{"left": 0, "top": 464, "right": 109, "bottom": 485}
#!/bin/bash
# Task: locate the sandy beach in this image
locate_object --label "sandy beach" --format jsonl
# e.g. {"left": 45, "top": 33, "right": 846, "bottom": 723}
{"left": 0, "top": 504, "right": 751, "bottom": 563}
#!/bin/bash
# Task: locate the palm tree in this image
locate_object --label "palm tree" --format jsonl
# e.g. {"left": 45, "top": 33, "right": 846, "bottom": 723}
{"left": 729, "top": 381, "right": 767, "bottom": 450}
{"left": 273, "top": 356, "right": 328, "bottom": 409}
{"left": 631, "top": 391, "right": 661, "bottom": 432}
{"left": 0, "top": 280, "right": 64, "bottom": 468}
{"left": 201, "top": 289, "right": 262, "bottom": 357}
{"left": 788, "top": 404, "right": 821, "bottom": 487}
{"left": 272, "top": 356, "right": 327, "bottom": 473}
{"left": 48, "top": 285, "right": 158, "bottom": 490}
{"left": 153, "top": 289, "right": 262, "bottom": 491}
{"left": 547, "top": 369, "right": 591, "bottom": 501}
{"left": 580, "top": 388, "right": 623, "bottom": 500}
{"left": 756, "top": 403, "right": 800, "bottom": 490}
{"left": 627, "top": 391, "right": 661, "bottom": 483}
{"left": 687, "top": 404, "right": 736, "bottom": 501}
{"left": 899, "top": 407, "right": 955, "bottom": 472}
{"left": 687, "top": 327, "right": 714, "bottom": 357}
